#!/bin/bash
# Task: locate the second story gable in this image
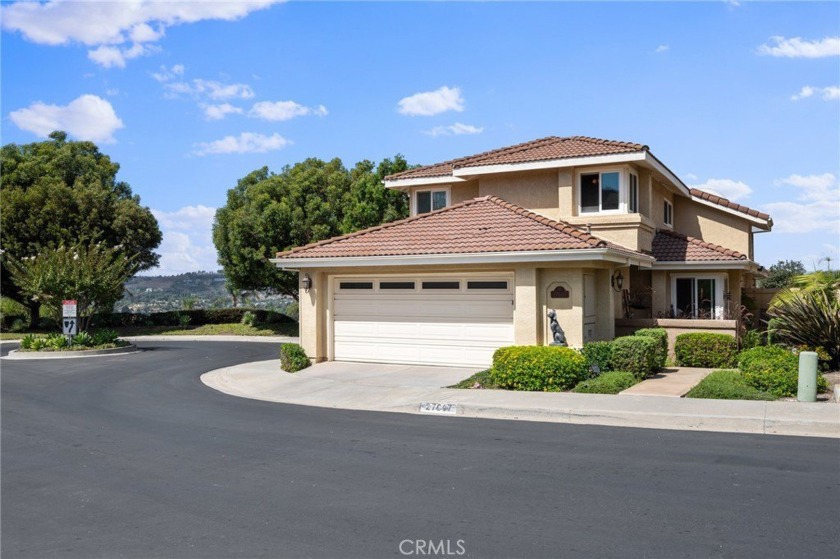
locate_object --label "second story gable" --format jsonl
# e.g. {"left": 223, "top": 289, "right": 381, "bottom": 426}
{"left": 384, "top": 136, "right": 772, "bottom": 260}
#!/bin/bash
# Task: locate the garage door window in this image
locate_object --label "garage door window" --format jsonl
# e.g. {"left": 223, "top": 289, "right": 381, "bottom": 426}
{"left": 467, "top": 281, "right": 508, "bottom": 290}
{"left": 422, "top": 281, "right": 460, "bottom": 290}
{"left": 339, "top": 281, "right": 373, "bottom": 290}
{"left": 379, "top": 281, "right": 415, "bottom": 290}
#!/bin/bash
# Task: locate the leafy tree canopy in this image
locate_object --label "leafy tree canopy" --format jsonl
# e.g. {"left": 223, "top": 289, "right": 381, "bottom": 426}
{"left": 213, "top": 155, "right": 410, "bottom": 299}
{"left": 1, "top": 132, "right": 162, "bottom": 314}
{"left": 759, "top": 259, "right": 806, "bottom": 288}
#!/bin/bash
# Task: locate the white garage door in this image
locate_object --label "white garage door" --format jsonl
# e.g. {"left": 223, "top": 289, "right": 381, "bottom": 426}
{"left": 332, "top": 276, "right": 514, "bottom": 367}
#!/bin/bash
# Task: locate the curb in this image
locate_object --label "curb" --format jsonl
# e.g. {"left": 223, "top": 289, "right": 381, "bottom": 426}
{"left": 3, "top": 344, "right": 140, "bottom": 360}
{"left": 201, "top": 363, "right": 840, "bottom": 439}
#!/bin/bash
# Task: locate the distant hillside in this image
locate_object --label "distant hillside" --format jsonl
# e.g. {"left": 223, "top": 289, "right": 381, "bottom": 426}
{"left": 118, "top": 271, "right": 296, "bottom": 316}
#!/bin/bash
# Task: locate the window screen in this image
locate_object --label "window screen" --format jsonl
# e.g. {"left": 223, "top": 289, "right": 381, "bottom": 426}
{"left": 580, "top": 173, "right": 600, "bottom": 213}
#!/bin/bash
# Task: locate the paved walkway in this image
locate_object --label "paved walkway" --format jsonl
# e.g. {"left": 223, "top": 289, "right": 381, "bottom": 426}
{"left": 620, "top": 367, "right": 714, "bottom": 397}
{"left": 202, "top": 360, "right": 840, "bottom": 438}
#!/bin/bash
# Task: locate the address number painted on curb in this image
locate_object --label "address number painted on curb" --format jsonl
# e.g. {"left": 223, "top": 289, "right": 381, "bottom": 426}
{"left": 419, "top": 403, "right": 457, "bottom": 415}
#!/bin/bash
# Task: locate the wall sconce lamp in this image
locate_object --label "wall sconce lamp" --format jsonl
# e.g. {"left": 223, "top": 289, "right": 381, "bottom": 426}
{"left": 301, "top": 273, "right": 312, "bottom": 293}
{"left": 611, "top": 271, "right": 624, "bottom": 292}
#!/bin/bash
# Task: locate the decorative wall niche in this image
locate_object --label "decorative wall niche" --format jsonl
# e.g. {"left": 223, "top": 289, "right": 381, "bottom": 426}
{"left": 547, "top": 282, "right": 572, "bottom": 310}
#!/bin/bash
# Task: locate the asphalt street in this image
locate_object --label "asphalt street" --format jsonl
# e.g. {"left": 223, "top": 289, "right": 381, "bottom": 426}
{"left": 2, "top": 341, "right": 838, "bottom": 559}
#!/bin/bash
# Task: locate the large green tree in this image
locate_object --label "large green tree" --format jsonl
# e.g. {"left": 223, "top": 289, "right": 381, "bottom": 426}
{"left": 758, "top": 260, "right": 806, "bottom": 288}
{"left": 1, "top": 131, "right": 162, "bottom": 325}
{"left": 213, "top": 155, "right": 409, "bottom": 300}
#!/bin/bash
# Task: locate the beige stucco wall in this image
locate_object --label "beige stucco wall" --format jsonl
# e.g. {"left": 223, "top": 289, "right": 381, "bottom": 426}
{"left": 450, "top": 181, "right": 480, "bottom": 205}
{"left": 651, "top": 179, "right": 675, "bottom": 229}
{"left": 564, "top": 213, "right": 656, "bottom": 252}
{"left": 478, "top": 170, "right": 561, "bottom": 220}
{"left": 540, "top": 268, "right": 583, "bottom": 347}
{"left": 674, "top": 198, "right": 752, "bottom": 257}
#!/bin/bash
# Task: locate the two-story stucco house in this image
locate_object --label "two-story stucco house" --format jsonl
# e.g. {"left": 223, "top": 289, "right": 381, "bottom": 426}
{"left": 273, "top": 136, "right": 772, "bottom": 367}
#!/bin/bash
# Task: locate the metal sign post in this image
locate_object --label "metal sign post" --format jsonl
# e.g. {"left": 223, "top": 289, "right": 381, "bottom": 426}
{"left": 62, "top": 300, "right": 78, "bottom": 346}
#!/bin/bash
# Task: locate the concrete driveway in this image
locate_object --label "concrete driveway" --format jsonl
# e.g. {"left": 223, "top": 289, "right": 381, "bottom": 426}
{"left": 296, "top": 360, "right": 481, "bottom": 389}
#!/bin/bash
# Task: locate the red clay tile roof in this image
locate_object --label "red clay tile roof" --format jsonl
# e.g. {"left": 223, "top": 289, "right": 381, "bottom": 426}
{"left": 276, "top": 196, "right": 640, "bottom": 259}
{"left": 652, "top": 229, "right": 747, "bottom": 262}
{"left": 386, "top": 136, "right": 648, "bottom": 181}
{"left": 690, "top": 188, "right": 771, "bottom": 221}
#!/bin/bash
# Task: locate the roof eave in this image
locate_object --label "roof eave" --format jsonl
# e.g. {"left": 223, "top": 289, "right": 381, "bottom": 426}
{"left": 449, "top": 152, "right": 648, "bottom": 178}
{"left": 272, "top": 248, "right": 654, "bottom": 270}
{"left": 383, "top": 175, "right": 466, "bottom": 189}
{"left": 651, "top": 260, "right": 759, "bottom": 271}
{"left": 690, "top": 195, "right": 772, "bottom": 229}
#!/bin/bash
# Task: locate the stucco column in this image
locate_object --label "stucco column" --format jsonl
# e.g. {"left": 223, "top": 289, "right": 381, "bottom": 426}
{"left": 514, "top": 266, "right": 540, "bottom": 345}
{"left": 728, "top": 270, "right": 743, "bottom": 320}
{"left": 298, "top": 270, "right": 327, "bottom": 362}
{"left": 651, "top": 270, "right": 669, "bottom": 317}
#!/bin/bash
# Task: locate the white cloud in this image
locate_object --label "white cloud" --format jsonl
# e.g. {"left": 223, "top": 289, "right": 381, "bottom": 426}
{"left": 9, "top": 94, "right": 124, "bottom": 143}
{"left": 683, "top": 173, "right": 699, "bottom": 181}
{"left": 202, "top": 103, "right": 244, "bottom": 121}
{"left": 765, "top": 173, "right": 840, "bottom": 233}
{"left": 150, "top": 205, "right": 219, "bottom": 275}
{"left": 398, "top": 86, "right": 464, "bottom": 116}
{"left": 87, "top": 42, "right": 157, "bottom": 68}
{"left": 424, "top": 123, "right": 484, "bottom": 137}
{"left": 249, "top": 100, "right": 328, "bottom": 121}
{"left": 654, "top": 44, "right": 669, "bottom": 53}
{"left": 152, "top": 64, "right": 185, "bottom": 82}
{"left": 791, "top": 85, "right": 840, "bottom": 101}
{"left": 193, "top": 132, "right": 291, "bottom": 156}
{"left": 1, "top": 0, "right": 283, "bottom": 67}
{"left": 757, "top": 36, "right": 840, "bottom": 58}
{"left": 690, "top": 178, "right": 753, "bottom": 201}
{"left": 165, "top": 78, "right": 254, "bottom": 100}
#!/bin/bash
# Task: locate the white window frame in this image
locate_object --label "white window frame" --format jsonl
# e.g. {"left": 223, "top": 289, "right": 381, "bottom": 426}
{"left": 663, "top": 199, "right": 673, "bottom": 227}
{"left": 670, "top": 273, "right": 727, "bottom": 319}
{"left": 412, "top": 187, "right": 451, "bottom": 216}
{"left": 575, "top": 166, "right": 635, "bottom": 216}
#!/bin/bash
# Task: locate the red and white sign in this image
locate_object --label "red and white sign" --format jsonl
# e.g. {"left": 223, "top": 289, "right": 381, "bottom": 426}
{"left": 62, "top": 300, "right": 77, "bottom": 318}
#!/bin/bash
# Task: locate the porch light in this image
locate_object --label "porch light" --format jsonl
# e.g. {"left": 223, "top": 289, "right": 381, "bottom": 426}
{"left": 611, "top": 271, "right": 624, "bottom": 292}
{"left": 301, "top": 273, "right": 312, "bottom": 293}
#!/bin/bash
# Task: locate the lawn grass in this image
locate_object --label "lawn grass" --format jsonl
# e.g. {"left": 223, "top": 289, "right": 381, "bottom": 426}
{"left": 572, "top": 371, "right": 639, "bottom": 394}
{"left": 685, "top": 369, "right": 776, "bottom": 401}
{"left": 1, "top": 322, "right": 299, "bottom": 340}
{"left": 449, "top": 369, "right": 497, "bottom": 389}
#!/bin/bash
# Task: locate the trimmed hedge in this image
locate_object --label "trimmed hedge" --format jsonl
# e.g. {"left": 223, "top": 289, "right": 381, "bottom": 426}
{"left": 634, "top": 328, "right": 668, "bottom": 370}
{"left": 280, "top": 343, "right": 310, "bottom": 373}
{"left": 738, "top": 346, "right": 829, "bottom": 398}
{"left": 609, "top": 336, "right": 659, "bottom": 379}
{"left": 490, "top": 346, "right": 588, "bottom": 391}
{"left": 580, "top": 341, "right": 613, "bottom": 375}
{"left": 573, "top": 371, "right": 638, "bottom": 394}
{"left": 685, "top": 369, "right": 776, "bottom": 401}
{"left": 674, "top": 333, "right": 738, "bottom": 368}
{"left": 92, "top": 308, "right": 296, "bottom": 328}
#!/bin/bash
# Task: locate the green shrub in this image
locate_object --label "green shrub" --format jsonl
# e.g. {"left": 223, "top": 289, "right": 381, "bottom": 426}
{"left": 738, "top": 346, "right": 829, "bottom": 397}
{"left": 19, "top": 333, "right": 38, "bottom": 350}
{"left": 580, "top": 341, "right": 613, "bottom": 375}
{"left": 241, "top": 310, "right": 257, "bottom": 326}
{"left": 92, "top": 308, "right": 297, "bottom": 328}
{"left": 573, "top": 371, "right": 638, "bottom": 394}
{"left": 634, "top": 328, "right": 668, "bottom": 370}
{"left": 45, "top": 333, "right": 67, "bottom": 350}
{"left": 741, "top": 329, "right": 763, "bottom": 351}
{"left": 92, "top": 329, "right": 120, "bottom": 346}
{"left": 29, "top": 337, "right": 48, "bottom": 351}
{"left": 609, "top": 336, "right": 658, "bottom": 379}
{"left": 280, "top": 343, "right": 310, "bottom": 373}
{"left": 72, "top": 331, "right": 95, "bottom": 347}
{"left": 10, "top": 318, "right": 28, "bottom": 332}
{"left": 1, "top": 297, "right": 29, "bottom": 331}
{"left": 674, "top": 333, "right": 738, "bottom": 368}
{"left": 490, "top": 346, "right": 588, "bottom": 391}
{"left": 685, "top": 370, "right": 776, "bottom": 401}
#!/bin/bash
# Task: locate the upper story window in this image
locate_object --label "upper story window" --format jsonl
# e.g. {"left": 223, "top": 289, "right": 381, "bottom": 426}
{"left": 580, "top": 171, "right": 620, "bottom": 213}
{"left": 628, "top": 172, "right": 639, "bottom": 213}
{"left": 663, "top": 199, "right": 673, "bottom": 226}
{"left": 415, "top": 189, "right": 449, "bottom": 215}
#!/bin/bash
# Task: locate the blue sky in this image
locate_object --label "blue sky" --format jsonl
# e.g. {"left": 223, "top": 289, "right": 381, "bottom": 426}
{"left": 2, "top": 1, "right": 838, "bottom": 275}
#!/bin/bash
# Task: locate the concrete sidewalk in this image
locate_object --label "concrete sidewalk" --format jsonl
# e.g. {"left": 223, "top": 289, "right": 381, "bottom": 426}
{"left": 202, "top": 360, "right": 840, "bottom": 438}
{"left": 620, "top": 367, "right": 714, "bottom": 397}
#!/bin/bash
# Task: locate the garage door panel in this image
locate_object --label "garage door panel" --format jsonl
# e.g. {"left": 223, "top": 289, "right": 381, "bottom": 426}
{"left": 333, "top": 276, "right": 513, "bottom": 367}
